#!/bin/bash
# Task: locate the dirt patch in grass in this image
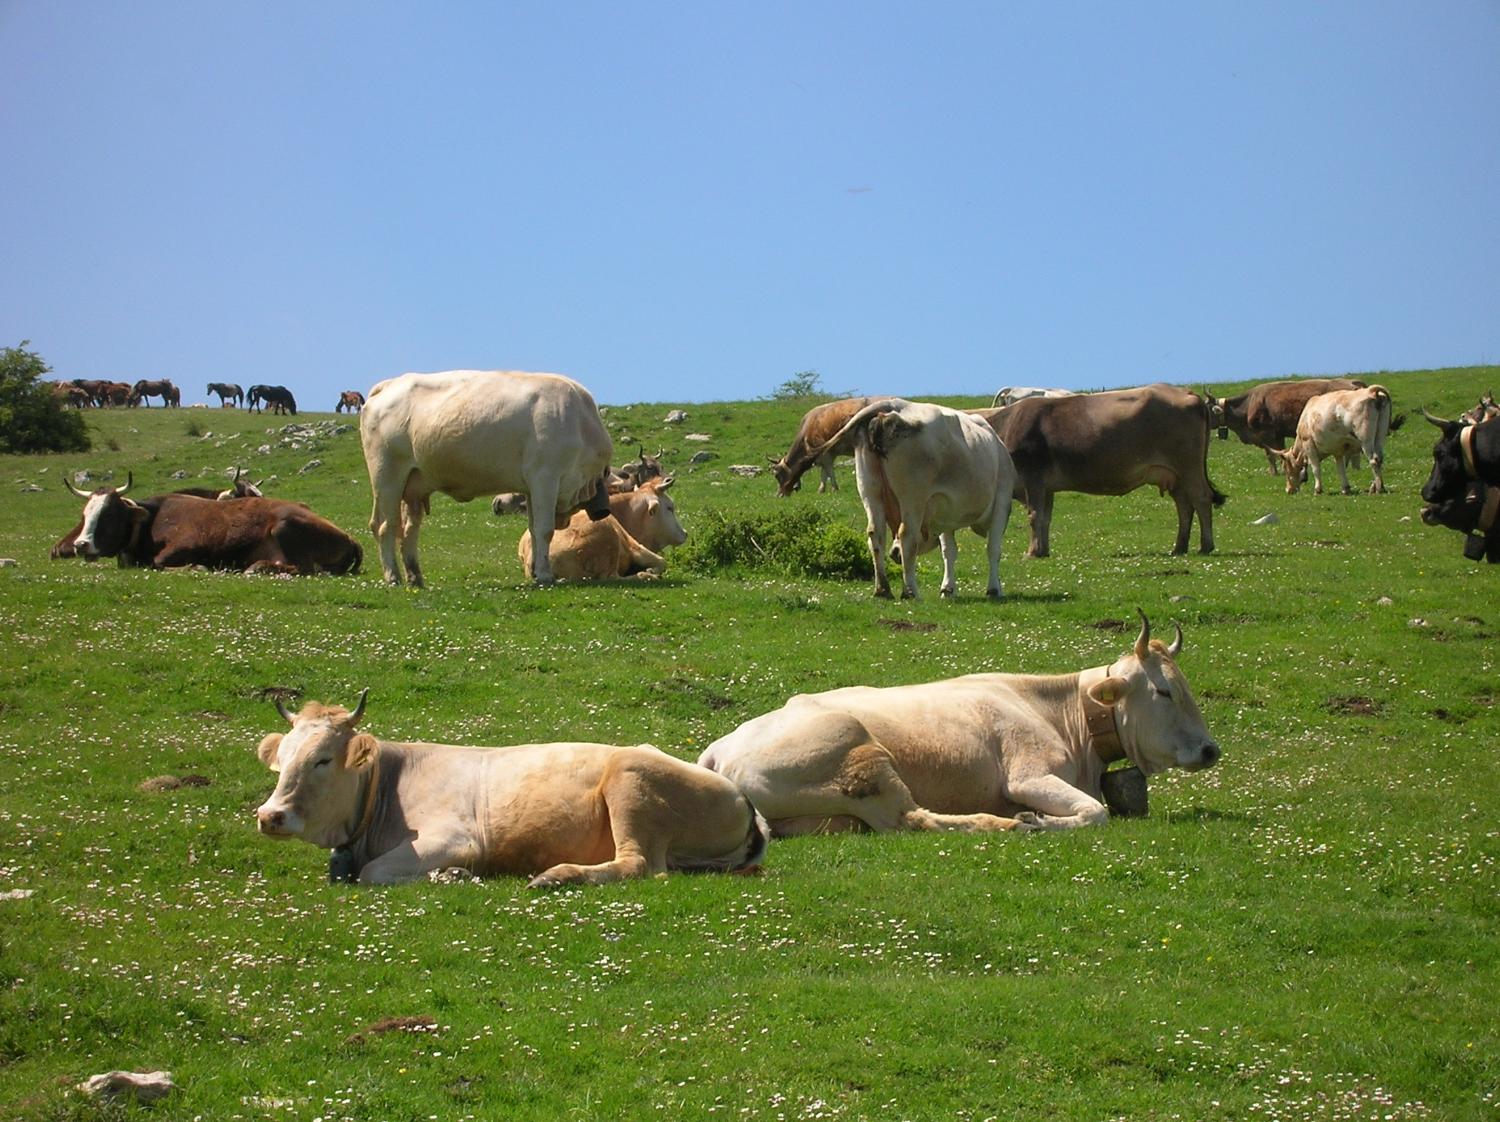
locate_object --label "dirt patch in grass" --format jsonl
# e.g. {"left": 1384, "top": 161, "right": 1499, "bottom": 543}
{"left": 254, "top": 685, "right": 302, "bottom": 704}
{"left": 1326, "top": 696, "right": 1383, "bottom": 717}
{"left": 878, "top": 619, "right": 937, "bottom": 633}
{"left": 1089, "top": 618, "right": 1127, "bottom": 632}
{"left": 139, "top": 775, "right": 212, "bottom": 793}
{"left": 345, "top": 1015, "right": 438, "bottom": 1045}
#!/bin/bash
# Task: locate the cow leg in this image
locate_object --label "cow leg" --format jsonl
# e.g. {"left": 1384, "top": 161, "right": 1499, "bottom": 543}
{"left": 836, "top": 744, "right": 1032, "bottom": 833}
{"left": 1171, "top": 490, "right": 1195, "bottom": 554}
{"left": 1024, "top": 488, "right": 1053, "bottom": 558}
{"left": 855, "top": 455, "right": 893, "bottom": 598}
{"left": 1309, "top": 451, "right": 1326, "bottom": 495}
{"left": 524, "top": 478, "right": 561, "bottom": 585}
{"left": 1332, "top": 451, "right": 1353, "bottom": 495}
{"left": 897, "top": 518, "right": 924, "bottom": 600}
{"left": 818, "top": 453, "right": 837, "bottom": 493}
{"left": 1366, "top": 444, "right": 1385, "bottom": 494}
{"left": 399, "top": 493, "right": 426, "bottom": 587}
{"left": 936, "top": 531, "right": 958, "bottom": 599}
{"left": 358, "top": 833, "right": 475, "bottom": 884}
{"left": 1263, "top": 447, "right": 1281, "bottom": 475}
{"left": 1005, "top": 773, "right": 1110, "bottom": 829}
{"left": 984, "top": 496, "right": 1011, "bottom": 599}
{"left": 367, "top": 466, "right": 411, "bottom": 586}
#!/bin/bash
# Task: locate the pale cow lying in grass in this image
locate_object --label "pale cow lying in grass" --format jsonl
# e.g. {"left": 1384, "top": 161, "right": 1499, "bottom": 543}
{"left": 517, "top": 476, "right": 687, "bottom": 580}
{"left": 254, "top": 691, "right": 768, "bottom": 887}
{"left": 698, "top": 613, "right": 1219, "bottom": 836}
{"left": 1277, "top": 385, "right": 1393, "bottom": 495}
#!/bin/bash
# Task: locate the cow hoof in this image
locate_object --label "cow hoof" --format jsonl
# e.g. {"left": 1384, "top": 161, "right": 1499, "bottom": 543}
{"left": 873, "top": 588, "right": 893, "bottom": 600}
{"left": 1012, "top": 812, "right": 1043, "bottom": 831}
{"left": 985, "top": 588, "right": 1003, "bottom": 600}
{"left": 900, "top": 590, "right": 918, "bottom": 601}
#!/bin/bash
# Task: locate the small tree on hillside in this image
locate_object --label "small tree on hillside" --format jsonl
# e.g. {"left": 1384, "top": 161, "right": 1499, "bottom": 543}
{"left": 769, "top": 369, "right": 827, "bottom": 400}
{"left": 0, "top": 341, "right": 90, "bottom": 454}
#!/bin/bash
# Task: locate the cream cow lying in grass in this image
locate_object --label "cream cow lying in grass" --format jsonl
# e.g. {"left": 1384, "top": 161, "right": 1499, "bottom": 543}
{"left": 255, "top": 692, "right": 768, "bottom": 887}
{"left": 698, "top": 613, "right": 1219, "bottom": 836}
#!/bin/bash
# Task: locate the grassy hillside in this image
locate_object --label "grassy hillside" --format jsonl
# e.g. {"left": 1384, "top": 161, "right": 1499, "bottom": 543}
{"left": 0, "top": 367, "right": 1495, "bottom": 1120}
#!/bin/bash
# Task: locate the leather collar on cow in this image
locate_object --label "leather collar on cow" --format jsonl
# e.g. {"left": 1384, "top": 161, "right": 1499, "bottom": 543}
{"left": 1077, "top": 666, "right": 1125, "bottom": 765}
{"left": 342, "top": 750, "right": 383, "bottom": 852}
{"left": 1459, "top": 426, "right": 1500, "bottom": 534}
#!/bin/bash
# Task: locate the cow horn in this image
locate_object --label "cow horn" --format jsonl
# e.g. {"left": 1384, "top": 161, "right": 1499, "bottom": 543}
{"left": 274, "top": 695, "right": 296, "bottom": 725}
{"left": 766, "top": 455, "right": 779, "bottom": 465}
{"left": 1133, "top": 609, "right": 1151, "bottom": 660}
{"left": 117, "top": 471, "right": 132, "bottom": 496}
{"left": 1421, "top": 408, "right": 1452, "bottom": 428}
{"left": 64, "top": 474, "right": 91, "bottom": 498}
{"left": 349, "top": 688, "right": 369, "bottom": 726}
{"left": 1166, "top": 623, "right": 1183, "bottom": 658}
{"left": 657, "top": 474, "right": 675, "bottom": 491}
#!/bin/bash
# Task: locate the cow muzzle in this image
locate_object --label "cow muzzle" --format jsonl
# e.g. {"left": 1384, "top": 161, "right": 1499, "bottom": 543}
{"left": 1185, "top": 741, "right": 1221, "bottom": 771}
{"left": 256, "top": 804, "right": 301, "bottom": 837}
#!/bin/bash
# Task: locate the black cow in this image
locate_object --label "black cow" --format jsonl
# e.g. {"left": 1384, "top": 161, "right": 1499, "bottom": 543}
{"left": 1420, "top": 413, "right": 1500, "bottom": 562}
{"left": 57, "top": 477, "right": 360, "bottom": 573}
{"left": 248, "top": 384, "right": 297, "bottom": 415}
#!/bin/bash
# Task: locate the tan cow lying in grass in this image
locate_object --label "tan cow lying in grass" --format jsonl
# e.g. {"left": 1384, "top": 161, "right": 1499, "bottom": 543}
{"left": 698, "top": 613, "right": 1219, "bottom": 836}
{"left": 1277, "top": 385, "right": 1393, "bottom": 495}
{"left": 517, "top": 476, "right": 687, "bottom": 580}
{"left": 254, "top": 691, "right": 768, "bottom": 887}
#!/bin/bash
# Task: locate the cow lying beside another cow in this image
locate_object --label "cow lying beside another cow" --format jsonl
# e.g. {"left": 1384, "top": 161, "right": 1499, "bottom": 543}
{"left": 699, "top": 612, "right": 1218, "bottom": 836}
{"left": 254, "top": 691, "right": 769, "bottom": 886}
{"left": 54, "top": 474, "right": 361, "bottom": 574}
{"left": 516, "top": 475, "right": 687, "bottom": 581}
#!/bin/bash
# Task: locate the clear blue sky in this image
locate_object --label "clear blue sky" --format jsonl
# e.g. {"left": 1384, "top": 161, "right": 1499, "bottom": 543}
{"left": 3, "top": 2, "right": 1497, "bottom": 407}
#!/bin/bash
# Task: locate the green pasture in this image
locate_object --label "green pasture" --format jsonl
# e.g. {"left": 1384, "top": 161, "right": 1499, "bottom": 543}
{"left": 0, "top": 368, "right": 1495, "bottom": 1120}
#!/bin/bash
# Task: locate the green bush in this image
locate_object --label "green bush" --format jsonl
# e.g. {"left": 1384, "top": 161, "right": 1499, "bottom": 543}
{"left": 0, "top": 341, "right": 89, "bottom": 454}
{"left": 680, "top": 505, "right": 872, "bottom": 579}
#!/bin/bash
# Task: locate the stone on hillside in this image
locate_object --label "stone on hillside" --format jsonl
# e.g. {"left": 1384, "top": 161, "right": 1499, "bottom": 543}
{"left": 299, "top": 459, "right": 323, "bottom": 474}
{"left": 77, "top": 1071, "right": 177, "bottom": 1103}
{"left": 171, "top": 470, "right": 189, "bottom": 480}
{"left": 20, "top": 484, "right": 43, "bottom": 493}
{"left": 728, "top": 464, "right": 762, "bottom": 478}
{"left": 689, "top": 451, "right": 716, "bottom": 464}
{"left": 684, "top": 432, "right": 712, "bottom": 442}
{"left": 257, "top": 444, "right": 273, "bottom": 455}
{"left": 0, "top": 558, "right": 17, "bottom": 568}
{"left": 1251, "top": 513, "right": 1278, "bottom": 526}
{"left": 663, "top": 409, "right": 689, "bottom": 424}
{"left": 73, "top": 470, "right": 94, "bottom": 484}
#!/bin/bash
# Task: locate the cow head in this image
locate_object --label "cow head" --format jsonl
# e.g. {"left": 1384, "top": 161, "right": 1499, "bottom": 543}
{"left": 1419, "top": 411, "right": 1473, "bottom": 529}
{"left": 1091, "top": 611, "right": 1220, "bottom": 777}
{"left": 217, "top": 467, "right": 264, "bottom": 500}
{"left": 635, "top": 476, "right": 687, "bottom": 547}
{"left": 1272, "top": 448, "right": 1308, "bottom": 493}
{"left": 254, "top": 689, "right": 376, "bottom": 848}
{"left": 64, "top": 473, "right": 143, "bottom": 559}
{"left": 768, "top": 456, "right": 799, "bottom": 496}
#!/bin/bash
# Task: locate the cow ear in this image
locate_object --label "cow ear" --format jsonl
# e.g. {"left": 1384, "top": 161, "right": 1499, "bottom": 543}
{"left": 1086, "top": 676, "right": 1127, "bottom": 708}
{"left": 345, "top": 734, "right": 378, "bottom": 770}
{"left": 124, "top": 498, "right": 150, "bottom": 523}
{"left": 257, "top": 733, "right": 284, "bottom": 771}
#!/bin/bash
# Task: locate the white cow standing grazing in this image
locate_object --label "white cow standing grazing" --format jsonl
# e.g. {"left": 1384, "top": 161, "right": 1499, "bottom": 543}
{"left": 255, "top": 691, "right": 769, "bottom": 886}
{"left": 1278, "top": 385, "right": 1393, "bottom": 495}
{"left": 360, "top": 370, "right": 613, "bottom": 586}
{"left": 699, "top": 613, "right": 1220, "bottom": 837}
{"left": 808, "top": 398, "right": 1016, "bottom": 599}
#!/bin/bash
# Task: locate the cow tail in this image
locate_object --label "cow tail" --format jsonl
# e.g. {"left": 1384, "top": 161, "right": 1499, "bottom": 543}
{"left": 1370, "top": 385, "right": 1397, "bottom": 434}
{"left": 347, "top": 541, "right": 363, "bottom": 575}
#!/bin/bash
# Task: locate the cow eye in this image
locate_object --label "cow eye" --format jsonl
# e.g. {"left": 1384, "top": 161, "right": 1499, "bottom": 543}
{"left": 1152, "top": 685, "right": 1174, "bottom": 700}
{"left": 314, "top": 757, "right": 332, "bottom": 769}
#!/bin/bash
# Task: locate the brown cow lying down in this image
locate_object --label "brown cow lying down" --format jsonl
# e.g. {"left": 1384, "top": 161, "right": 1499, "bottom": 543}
{"left": 517, "top": 476, "right": 687, "bottom": 580}
{"left": 254, "top": 692, "right": 769, "bottom": 887}
{"left": 699, "top": 612, "right": 1219, "bottom": 836}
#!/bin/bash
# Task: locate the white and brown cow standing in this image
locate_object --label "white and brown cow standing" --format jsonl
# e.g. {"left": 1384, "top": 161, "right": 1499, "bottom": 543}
{"left": 699, "top": 612, "right": 1219, "bottom": 837}
{"left": 516, "top": 476, "right": 687, "bottom": 581}
{"left": 254, "top": 692, "right": 769, "bottom": 887}
{"left": 360, "top": 370, "right": 614, "bottom": 587}
{"left": 806, "top": 398, "right": 1015, "bottom": 600}
{"left": 769, "top": 396, "right": 895, "bottom": 496}
{"left": 1277, "top": 385, "right": 1393, "bottom": 495}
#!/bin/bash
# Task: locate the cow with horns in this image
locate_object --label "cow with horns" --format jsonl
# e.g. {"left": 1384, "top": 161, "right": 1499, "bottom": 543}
{"left": 1420, "top": 410, "right": 1500, "bottom": 563}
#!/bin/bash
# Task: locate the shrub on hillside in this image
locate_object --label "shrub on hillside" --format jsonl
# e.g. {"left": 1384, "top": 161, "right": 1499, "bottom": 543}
{"left": 680, "top": 506, "right": 872, "bottom": 580}
{"left": 0, "top": 341, "right": 89, "bottom": 454}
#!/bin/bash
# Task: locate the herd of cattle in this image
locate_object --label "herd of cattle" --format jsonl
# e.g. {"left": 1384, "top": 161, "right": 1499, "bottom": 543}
{"left": 38, "top": 368, "right": 1498, "bottom": 885}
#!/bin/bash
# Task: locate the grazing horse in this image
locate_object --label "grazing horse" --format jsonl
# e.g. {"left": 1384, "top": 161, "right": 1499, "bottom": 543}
{"left": 208, "top": 382, "right": 244, "bottom": 407}
{"left": 248, "top": 384, "right": 297, "bottom": 415}
{"left": 131, "top": 379, "right": 180, "bottom": 407}
{"left": 336, "top": 390, "right": 365, "bottom": 414}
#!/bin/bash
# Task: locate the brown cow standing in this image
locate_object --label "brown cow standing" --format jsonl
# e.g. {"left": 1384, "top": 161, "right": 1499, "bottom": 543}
{"left": 980, "top": 383, "right": 1224, "bottom": 558}
{"left": 1207, "top": 378, "right": 1366, "bottom": 474}
{"left": 769, "top": 396, "right": 896, "bottom": 496}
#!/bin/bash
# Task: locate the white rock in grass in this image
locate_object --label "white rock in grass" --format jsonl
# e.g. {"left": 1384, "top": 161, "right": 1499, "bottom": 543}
{"left": 1376, "top": 596, "right": 1394, "bottom": 606}
{"left": 299, "top": 459, "right": 323, "bottom": 474}
{"left": 0, "top": 559, "right": 17, "bottom": 568}
{"left": 77, "top": 1071, "right": 177, "bottom": 1102}
{"left": 728, "top": 464, "right": 763, "bottom": 478}
{"left": 0, "top": 887, "right": 33, "bottom": 899}
{"left": 684, "top": 432, "right": 712, "bottom": 442}
{"left": 663, "top": 409, "right": 689, "bottom": 424}
{"left": 1251, "top": 513, "right": 1279, "bottom": 526}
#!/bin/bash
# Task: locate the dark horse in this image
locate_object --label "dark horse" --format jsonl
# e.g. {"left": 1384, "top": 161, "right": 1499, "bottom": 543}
{"left": 207, "top": 382, "right": 244, "bottom": 407}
